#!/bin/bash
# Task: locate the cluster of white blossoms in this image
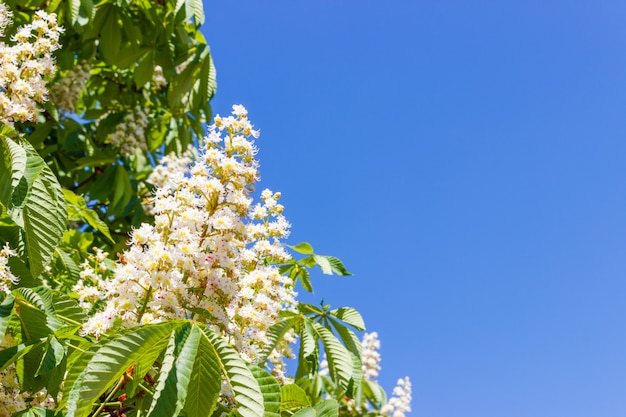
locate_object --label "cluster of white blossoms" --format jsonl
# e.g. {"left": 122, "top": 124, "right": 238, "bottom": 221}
{"left": 0, "top": 335, "right": 55, "bottom": 416}
{"left": 0, "top": 244, "right": 17, "bottom": 295}
{"left": 380, "top": 377, "right": 412, "bottom": 417}
{"left": 0, "top": 3, "right": 61, "bottom": 125}
{"left": 362, "top": 332, "right": 382, "bottom": 381}
{"left": 72, "top": 248, "right": 113, "bottom": 313}
{"left": 105, "top": 105, "right": 149, "bottom": 157}
{"left": 50, "top": 59, "right": 91, "bottom": 114}
{"left": 147, "top": 146, "right": 196, "bottom": 191}
{"left": 78, "top": 105, "right": 296, "bottom": 362}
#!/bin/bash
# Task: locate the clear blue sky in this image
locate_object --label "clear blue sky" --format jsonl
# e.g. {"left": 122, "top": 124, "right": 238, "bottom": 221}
{"left": 202, "top": 2, "right": 626, "bottom": 416}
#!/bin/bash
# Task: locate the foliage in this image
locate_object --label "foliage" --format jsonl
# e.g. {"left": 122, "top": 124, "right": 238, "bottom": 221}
{"left": 0, "top": 1, "right": 411, "bottom": 417}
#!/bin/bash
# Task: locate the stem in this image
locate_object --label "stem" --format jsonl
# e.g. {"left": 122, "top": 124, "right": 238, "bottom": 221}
{"left": 136, "top": 286, "right": 154, "bottom": 323}
{"left": 92, "top": 376, "right": 123, "bottom": 416}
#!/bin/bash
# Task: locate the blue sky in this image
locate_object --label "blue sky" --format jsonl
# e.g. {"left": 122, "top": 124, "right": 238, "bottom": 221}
{"left": 202, "top": 2, "right": 626, "bottom": 416}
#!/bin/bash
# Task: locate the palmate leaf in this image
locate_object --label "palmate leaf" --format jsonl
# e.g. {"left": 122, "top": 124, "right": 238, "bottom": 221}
{"left": 61, "top": 321, "right": 265, "bottom": 417}
{"left": 62, "top": 321, "right": 180, "bottom": 417}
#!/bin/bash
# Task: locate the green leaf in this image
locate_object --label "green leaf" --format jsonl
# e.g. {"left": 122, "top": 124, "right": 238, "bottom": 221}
{"left": 329, "top": 307, "right": 365, "bottom": 331}
{"left": 13, "top": 406, "right": 58, "bottom": 417}
{"left": 313, "top": 399, "right": 338, "bottom": 417}
{"left": 198, "top": 326, "right": 265, "bottom": 417}
{"left": 147, "top": 326, "right": 191, "bottom": 417}
{"left": 280, "top": 384, "right": 310, "bottom": 411}
{"left": 100, "top": 6, "right": 122, "bottom": 64}
{"left": 363, "top": 380, "right": 387, "bottom": 409}
{"left": 312, "top": 322, "right": 353, "bottom": 392}
{"left": 288, "top": 242, "right": 314, "bottom": 255}
{"left": 248, "top": 365, "right": 281, "bottom": 417}
{"left": 186, "top": 0, "right": 205, "bottom": 25}
{"left": 36, "top": 335, "right": 65, "bottom": 376}
{"left": 135, "top": 51, "right": 155, "bottom": 88}
{"left": 13, "top": 287, "right": 64, "bottom": 342}
{"left": 4, "top": 141, "right": 67, "bottom": 278}
{"left": 292, "top": 402, "right": 338, "bottom": 417}
{"left": 292, "top": 406, "right": 315, "bottom": 417}
{"left": 258, "top": 315, "right": 299, "bottom": 364}
{"left": 312, "top": 255, "right": 332, "bottom": 275}
{"left": 69, "top": 0, "right": 80, "bottom": 25}
{"left": 52, "top": 291, "right": 87, "bottom": 325}
{"left": 182, "top": 325, "right": 222, "bottom": 417}
{"left": 73, "top": 152, "right": 117, "bottom": 170}
{"left": 113, "top": 164, "right": 132, "bottom": 211}
{"left": 325, "top": 256, "right": 352, "bottom": 276}
{"left": 64, "top": 189, "right": 113, "bottom": 243}
{"left": 0, "top": 293, "right": 14, "bottom": 339}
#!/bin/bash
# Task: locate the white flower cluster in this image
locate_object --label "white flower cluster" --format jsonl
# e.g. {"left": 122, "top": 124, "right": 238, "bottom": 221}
{"left": 50, "top": 60, "right": 91, "bottom": 114}
{"left": 79, "top": 105, "right": 296, "bottom": 362}
{"left": 147, "top": 146, "right": 195, "bottom": 191}
{"left": 105, "top": 105, "right": 149, "bottom": 157}
{"left": 0, "top": 4, "right": 61, "bottom": 125}
{"left": 72, "top": 248, "right": 113, "bottom": 313}
{"left": 380, "top": 377, "right": 412, "bottom": 417}
{"left": 0, "top": 335, "right": 55, "bottom": 416}
{"left": 362, "top": 332, "right": 382, "bottom": 381}
{"left": 0, "top": 244, "right": 18, "bottom": 295}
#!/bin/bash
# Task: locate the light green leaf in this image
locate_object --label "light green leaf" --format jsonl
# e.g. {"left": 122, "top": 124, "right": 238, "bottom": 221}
{"left": 182, "top": 325, "right": 222, "bottom": 417}
{"left": 313, "top": 322, "right": 353, "bottom": 392}
{"left": 186, "top": 0, "right": 205, "bottom": 25}
{"left": 288, "top": 242, "right": 314, "bottom": 255}
{"left": 313, "top": 399, "right": 338, "bottom": 417}
{"left": 280, "top": 384, "right": 310, "bottom": 411}
{"left": 325, "top": 256, "right": 352, "bottom": 276}
{"left": 248, "top": 365, "right": 281, "bottom": 417}
{"left": 0, "top": 134, "right": 26, "bottom": 206}
{"left": 363, "top": 380, "right": 387, "bottom": 409}
{"left": 329, "top": 307, "right": 365, "bottom": 331}
{"left": 258, "top": 315, "right": 299, "bottom": 364}
{"left": 69, "top": 0, "right": 80, "bottom": 25}
{"left": 198, "top": 326, "right": 264, "bottom": 417}
{"left": 292, "top": 406, "right": 315, "bottom": 417}
{"left": 0, "top": 293, "right": 14, "bottom": 339}
{"left": 312, "top": 255, "right": 332, "bottom": 275}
